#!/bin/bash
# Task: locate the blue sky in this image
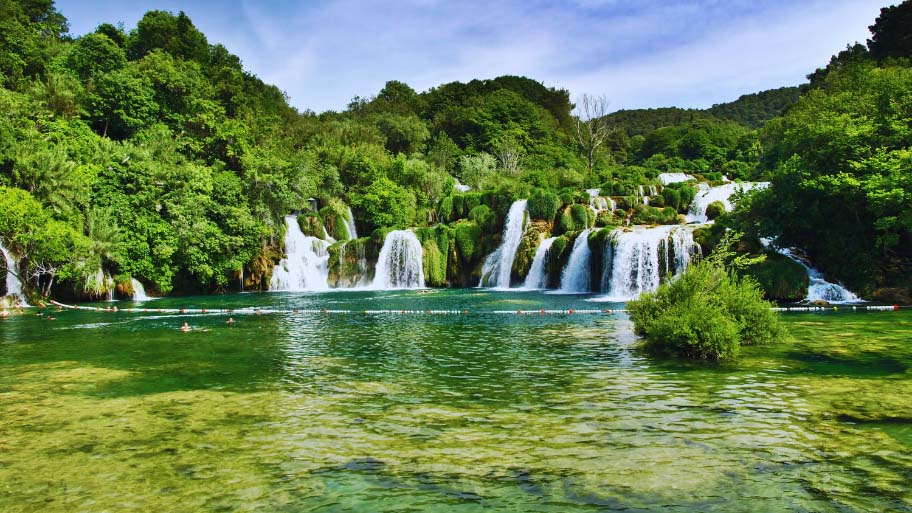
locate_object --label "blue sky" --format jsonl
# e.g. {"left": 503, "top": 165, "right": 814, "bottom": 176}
{"left": 56, "top": 0, "right": 887, "bottom": 113}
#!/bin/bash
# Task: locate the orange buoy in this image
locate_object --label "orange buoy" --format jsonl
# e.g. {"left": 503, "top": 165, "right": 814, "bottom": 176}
{"left": 569, "top": 309, "right": 575, "bottom": 314}
{"left": 517, "top": 309, "right": 523, "bottom": 315}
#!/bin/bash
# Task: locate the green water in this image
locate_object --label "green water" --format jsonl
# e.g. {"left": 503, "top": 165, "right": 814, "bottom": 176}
{"left": 1, "top": 290, "right": 910, "bottom": 512}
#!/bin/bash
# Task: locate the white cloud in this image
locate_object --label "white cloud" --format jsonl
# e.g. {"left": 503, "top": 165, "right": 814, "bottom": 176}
{"left": 56, "top": 0, "right": 886, "bottom": 113}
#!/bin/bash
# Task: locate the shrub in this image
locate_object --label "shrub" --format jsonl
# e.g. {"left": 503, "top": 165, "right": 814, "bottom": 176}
{"left": 438, "top": 196, "right": 454, "bottom": 222}
{"left": 662, "top": 188, "right": 681, "bottom": 212}
{"left": 649, "top": 194, "right": 665, "bottom": 208}
{"left": 527, "top": 189, "right": 561, "bottom": 222}
{"left": 453, "top": 220, "right": 482, "bottom": 264}
{"left": 570, "top": 204, "right": 590, "bottom": 229}
{"left": 627, "top": 233, "right": 785, "bottom": 361}
{"left": 705, "top": 200, "right": 726, "bottom": 220}
{"left": 468, "top": 204, "right": 497, "bottom": 233}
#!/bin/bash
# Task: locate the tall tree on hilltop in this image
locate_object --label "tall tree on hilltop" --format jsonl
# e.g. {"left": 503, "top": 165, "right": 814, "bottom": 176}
{"left": 868, "top": 0, "right": 912, "bottom": 61}
{"left": 574, "top": 94, "right": 613, "bottom": 173}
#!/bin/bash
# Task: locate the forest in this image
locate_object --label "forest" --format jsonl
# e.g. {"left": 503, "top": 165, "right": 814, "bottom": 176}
{"left": 0, "top": 0, "right": 910, "bottom": 303}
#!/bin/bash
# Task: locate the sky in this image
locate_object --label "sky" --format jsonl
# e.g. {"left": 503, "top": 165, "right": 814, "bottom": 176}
{"left": 55, "top": 0, "right": 888, "bottom": 114}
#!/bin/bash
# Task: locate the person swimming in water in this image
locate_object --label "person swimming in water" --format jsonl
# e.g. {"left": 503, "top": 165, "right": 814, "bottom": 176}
{"left": 181, "top": 322, "right": 191, "bottom": 332}
{"left": 226, "top": 317, "right": 235, "bottom": 324}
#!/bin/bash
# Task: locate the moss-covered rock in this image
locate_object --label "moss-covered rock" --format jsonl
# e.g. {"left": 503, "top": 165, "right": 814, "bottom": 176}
{"left": 438, "top": 196, "right": 454, "bottom": 223}
{"left": 631, "top": 205, "right": 681, "bottom": 226}
{"left": 545, "top": 234, "right": 574, "bottom": 288}
{"left": 511, "top": 220, "right": 552, "bottom": 283}
{"left": 414, "top": 224, "right": 452, "bottom": 287}
{"left": 453, "top": 220, "right": 482, "bottom": 266}
{"left": 742, "top": 252, "right": 809, "bottom": 302}
{"left": 297, "top": 212, "right": 325, "bottom": 238}
{"left": 319, "top": 199, "right": 354, "bottom": 240}
{"left": 327, "top": 237, "right": 375, "bottom": 288}
{"left": 528, "top": 189, "right": 561, "bottom": 222}
{"left": 705, "top": 200, "right": 726, "bottom": 221}
{"left": 587, "top": 227, "right": 616, "bottom": 291}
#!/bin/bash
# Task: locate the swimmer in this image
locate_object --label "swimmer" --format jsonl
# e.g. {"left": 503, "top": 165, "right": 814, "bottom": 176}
{"left": 181, "top": 322, "right": 191, "bottom": 332}
{"left": 226, "top": 317, "right": 235, "bottom": 324}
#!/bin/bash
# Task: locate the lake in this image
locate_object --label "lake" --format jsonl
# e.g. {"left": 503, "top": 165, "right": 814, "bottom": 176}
{"left": 1, "top": 290, "right": 909, "bottom": 512}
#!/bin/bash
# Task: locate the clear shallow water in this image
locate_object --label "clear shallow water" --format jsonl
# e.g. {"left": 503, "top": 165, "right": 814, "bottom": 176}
{"left": 0, "top": 290, "right": 910, "bottom": 512}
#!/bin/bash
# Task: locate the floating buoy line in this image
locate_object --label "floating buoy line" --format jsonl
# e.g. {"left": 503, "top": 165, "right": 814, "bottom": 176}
{"left": 45, "top": 300, "right": 906, "bottom": 317}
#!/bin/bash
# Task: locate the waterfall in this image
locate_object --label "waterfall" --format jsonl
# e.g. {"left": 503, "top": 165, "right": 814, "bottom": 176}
{"left": 687, "top": 182, "right": 769, "bottom": 223}
{"left": 523, "top": 236, "right": 557, "bottom": 289}
{"left": 131, "top": 278, "right": 150, "bottom": 301}
{"left": 587, "top": 189, "right": 610, "bottom": 212}
{"left": 454, "top": 179, "right": 471, "bottom": 193}
{"left": 763, "top": 242, "right": 862, "bottom": 303}
{"left": 270, "top": 215, "right": 330, "bottom": 291}
{"left": 1, "top": 242, "right": 27, "bottom": 305}
{"left": 372, "top": 230, "right": 424, "bottom": 289}
{"left": 479, "top": 199, "right": 528, "bottom": 288}
{"left": 658, "top": 173, "right": 694, "bottom": 185}
{"left": 559, "top": 229, "right": 593, "bottom": 293}
{"left": 600, "top": 226, "right": 700, "bottom": 300}
{"left": 345, "top": 207, "right": 358, "bottom": 240}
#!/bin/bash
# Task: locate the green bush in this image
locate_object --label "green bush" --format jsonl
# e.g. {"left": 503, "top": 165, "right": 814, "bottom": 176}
{"left": 527, "top": 189, "right": 561, "bottom": 222}
{"left": 649, "top": 194, "right": 665, "bottom": 208}
{"left": 468, "top": 204, "right": 496, "bottom": 233}
{"left": 662, "top": 188, "right": 681, "bottom": 211}
{"left": 742, "top": 252, "right": 809, "bottom": 301}
{"left": 453, "top": 220, "right": 482, "bottom": 264}
{"left": 438, "top": 196, "right": 454, "bottom": 222}
{"left": 705, "top": 200, "right": 726, "bottom": 220}
{"left": 570, "top": 203, "right": 590, "bottom": 229}
{"left": 627, "top": 238, "right": 785, "bottom": 361}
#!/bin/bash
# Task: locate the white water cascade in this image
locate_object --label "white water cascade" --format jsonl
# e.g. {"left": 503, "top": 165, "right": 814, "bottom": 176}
{"left": 523, "top": 236, "right": 557, "bottom": 289}
{"left": 658, "top": 172, "right": 695, "bottom": 185}
{"left": 687, "top": 182, "right": 769, "bottom": 223}
{"left": 559, "top": 229, "right": 593, "bottom": 293}
{"left": 270, "top": 215, "right": 330, "bottom": 291}
{"left": 766, "top": 244, "right": 862, "bottom": 303}
{"left": 345, "top": 207, "right": 358, "bottom": 240}
{"left": 597, "top": 225, "right": 700, "bottom": 301}
{"left": 479, "top": 200, "right": 528, "bottom": 288}
{"left": 372, "top": 230, "right": 424, "bottom": 289}
{"left": 1, "top": 242, "right": 27, "bottom": 306}
{"left": 131, "top": 278, "right": 150, "bottom": 301}
{"left": 586, "top": 189, "right": 612, "bottom": 212}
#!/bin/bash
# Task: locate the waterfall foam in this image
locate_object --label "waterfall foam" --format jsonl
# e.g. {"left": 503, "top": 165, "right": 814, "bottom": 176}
{"left": 763, "top": 242, "right": 862, "bottom": 303}
{"left": 131, "top": 278, "right": 150, "bottom": 301}
{"left": 559, "top": 229, "right": 593, "bottom": 293}
{"left": 344, "top": 207, "right": 358, "bottom": 240}
{"left": 1, "top": 242, "right": 27, "bottom": 305}
{"left": 687, "top": 182, "right": 769, "bottom": 223}
{"left": 480, "top": 200, "right": 528, "bottom": 288}
{"left": 270, "top": 215, "right": 330, "bottom": 291}
{"left": 523, "top": 236, "right": 557, "bottom": 289}
{"left": 372, "top": 230, "right": 424, "bottom": 289}
{"left": 659, "top": 173, "right": 694, "bottom": 185}
{"left": 596, "top": 225, "right": 700, "bottom": 301}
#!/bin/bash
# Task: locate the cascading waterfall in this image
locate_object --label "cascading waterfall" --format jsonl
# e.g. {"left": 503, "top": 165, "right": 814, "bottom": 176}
{"left": 658, "top": 172, "right": 694, "bottom": 185}
{"left": 1, "top": 241, "right": 27, "bottom": 305}
{"left": 559, "top": 229, "right": 593, "bottom": 293}
{"left": 523, "top": 236, "right": 557, "bottom": 289}
{"left": 586, "top": 189, "right": 610, "bottom": 212}
{"left": 687, "top": 182, "right": 769, "bottom": 223}
{"left": 599, "top": 226, "right": 700, "bottom": 301}
{"left": 372, "top": 230, "right": 424, "bottom": 289}
{"left": 479, "top": 200, "right": 528, "bottom": 288}
{"left": 131, "top": 278, "right": 150, "bottom": 301}
{"left": 763, "top": 242, "right": 862, "bottom": 303}
{"left": 345, "top": 207, "right": 358, "bottom": 240}
{"left": 270, "top": 215, "right": 330, "bottom": 291}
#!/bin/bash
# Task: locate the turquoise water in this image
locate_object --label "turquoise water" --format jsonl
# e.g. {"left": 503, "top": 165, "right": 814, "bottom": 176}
{"left": 0, "top": 290, "right": 910, "bottom": 512}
